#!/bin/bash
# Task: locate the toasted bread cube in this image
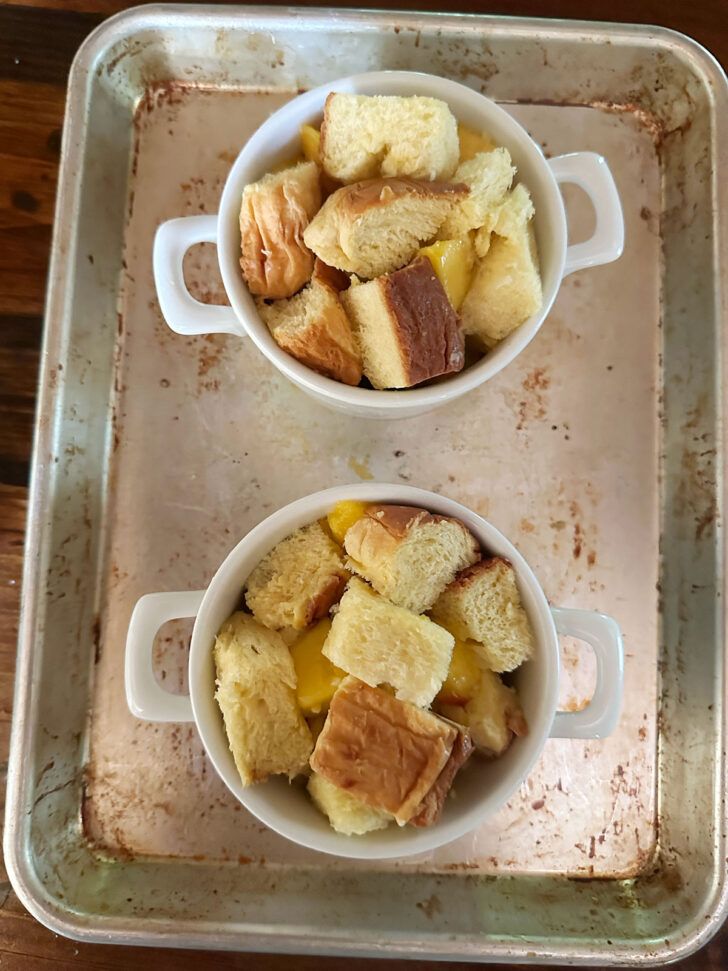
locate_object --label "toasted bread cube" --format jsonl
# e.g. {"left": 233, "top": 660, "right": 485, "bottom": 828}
{"left": 257, "top": 280, "right": 362, "bottom": 386}
{"left": 310, "top": 677, "right": 457, "bottom": 823}
{"left": 303, "top": 177, "right": 467, "bottom": 280}
{"left": 308, "top": 771, "right": 392, "bottom": 835}
{"left": 431, "top": 557, "right": 535, "bottom": 672}
{"left": 245, "top": 522, "right": 349, "bottom": 630}
{"left": 320, "top": 93, "right": 459, "bottom": 183}
{"left": 213, "top": 612, "right": 313, "bottom": 785}
{"left": 341, "top": 257, "right": 465, "bottom": 390}
{"left": 344, "top": 504, "right": 480, "bottom": 614}
{"left": 439, "top": 668, "right": 528, "bottom": 756}
{"left": 239, "top": 161, "right": 321, "bottom": 299}
{"left": 322, "top": 577, "right": 453, "bottom": 707}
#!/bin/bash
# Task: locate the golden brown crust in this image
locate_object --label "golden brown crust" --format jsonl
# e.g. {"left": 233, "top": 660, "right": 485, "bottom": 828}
{"left": 331, "top": 176, "right": 468, "bottom": 219}
{"left": 379, "top": 257, "right": 465, "bottom": 385}
{"left": 409, "top": 724, "right": 474, "bottom": 827}
{"left": 311, "top": 258, "right": 350, "bottom": 293}
{"left": 318, "top": 92, "right": 335, "bottom": 174}
{"left": 271, "top": 287, "right": 362, "bottom": 386}
{"left": 310, "top": 677, "right": 456, "bottom": 823}
{"left": 345, "top": 504, "right": 479, "bottom": 562}
{"left": 449, "top": 556, "right": 513, "bottom": 591}
{"left": 239, "top": 162, "right": 321, "bottom": 299}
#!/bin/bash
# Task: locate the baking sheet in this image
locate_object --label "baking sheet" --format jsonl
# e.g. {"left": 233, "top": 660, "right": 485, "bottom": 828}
{"left": 5, "top": 6, "right": 726, "bottom": 964}
{"left": 85, "top": 87, "right": 660, "bottom": 880}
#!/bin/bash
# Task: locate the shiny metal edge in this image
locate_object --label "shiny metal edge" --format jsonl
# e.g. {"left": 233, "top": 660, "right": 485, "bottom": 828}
{"left": 4, "top": 4, "right": 727, "bottom": 963}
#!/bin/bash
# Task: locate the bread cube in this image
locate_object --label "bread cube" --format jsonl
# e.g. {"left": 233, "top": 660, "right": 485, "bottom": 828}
{"left": 239, "top": 161, "right": 321, "bottom": 299}
{"left": 213, "top": 612, "right": 313, "bottom": 785}
{"left": 474, "top": 182, "right": 536, "bottom": 258}
{"left": 303, "top": 177, "right": 467, "bottom": 280}
{"left": 344, "top": 504, "right": 480, "bottom": 614}
{"left": 438, "top": 148, "right": 515, "bottom": 239}
{"left": 431, "top": 557, "right": 535, "bottom": 672}
{"left": 310, "top": 677, "right": 457, "bottom": 823}
{"left": 459, "top": 224, "right": 542, "bottom": 347}
{"left": 438, "top": 668, "right": 528, "bottom": 756}
{"left": 245, "top": 522, "right": 349, "bottom": 630}
{"left": 257, "top": 279, "right": 362, "bottom": 386}
{"left": 341, "top": 256, "right": 465, "bottom": 389}
{"left": 322, "top": 577, "right": 453, "bottom": 707}
{"left": 320, "top": 93, "right": 459, "bottom": 183}
{"left": 307, "top": 772, "right": 391, "bottom": 835}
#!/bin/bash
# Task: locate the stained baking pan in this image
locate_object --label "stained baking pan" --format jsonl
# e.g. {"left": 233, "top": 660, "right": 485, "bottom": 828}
{"left": 5, "top": 4, "right": 727, "bottom": 963}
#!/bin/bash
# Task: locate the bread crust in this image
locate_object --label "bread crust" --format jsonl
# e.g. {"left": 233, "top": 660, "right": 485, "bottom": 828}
{"left": 409, "top": 724, "right": 474, "bottom": 827}
{"left": 381, "top": 257, "right": 465, "bottom": 384}
{"left": 311, "top": 258, "right": 350, "bottom": 292}
{"left": 345, "top": 504, "right": 480, "bottom": 560}
{"left": 332, "top": 176, "right": 468, "bottom": 218}
{"left": 446, "top": 556, "right": 512, "bottom": 590}
{"left": 303, "top": 177, "right": 468, "bottom": 280}
{"left": 239, "top": 162, "right": 321, "bottom": 299}
{"left": 310, "top": 677, "right": 457, "bottom": 823}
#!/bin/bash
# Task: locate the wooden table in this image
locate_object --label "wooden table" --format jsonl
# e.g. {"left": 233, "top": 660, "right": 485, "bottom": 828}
{"left": 0, "top": 1, "right": 725, "bottom": 967}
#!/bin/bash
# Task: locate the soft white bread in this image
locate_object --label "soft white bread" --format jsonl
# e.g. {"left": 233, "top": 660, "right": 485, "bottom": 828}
{"left": 438, "top": 669, "right": 528, "bottom": 756}
{"left": 245, "top": 522, "right": 349, "bottom": 630}
{"left": 320, "top": 93, "right": 459, "bottom": 183}
{"left": 307, "top": 771, "right": 391, "bottom": 835}
{"left": 213, "top": 611, "right": 313, "bottom": 785}
{"left": 239, "top": 161, "right": 321, "bottom": 299}
{"left": 340, "top": 256, "right": 465, "bottom": 389}
{"left": 437, "top": 149, "right": 515, "bottom": 239}
{"left": 322, "top": 577, "right": 454, "bottom": 707}
{"left": 474, "top": 182, "right": 535, "bottom": 258}
{"left": 303, "top": 177, "right": 468, "bottom": 280}
{"left": 257, "top": 280, "right": 362, "bottom": 386}
{"left": 459, "top": 224, "right": 542, "bottom": 348}
{"left": 310, "top": 677, "right": 457, "bottom": 823}
{"left": 344, "top": 504, "right": 480, "bottom": 614}
{"left": 431, "top": 557, "right": 535, "bottom": 672}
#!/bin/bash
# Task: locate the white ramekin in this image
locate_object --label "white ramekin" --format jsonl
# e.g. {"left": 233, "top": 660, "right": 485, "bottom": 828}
{"left": 125, "top": 484, "right": 624, "bottom": 860}
{"left": 152, "top": 71, "right": 624, "bottom": 419}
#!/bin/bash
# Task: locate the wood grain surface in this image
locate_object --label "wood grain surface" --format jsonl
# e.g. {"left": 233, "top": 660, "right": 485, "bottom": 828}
{"left": 0, "top": 1, "right": 725, "bottom": 967}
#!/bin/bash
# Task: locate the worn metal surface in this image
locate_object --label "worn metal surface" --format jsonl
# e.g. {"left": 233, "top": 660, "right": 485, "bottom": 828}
{"left": 5, "top": 5, "right": 727, "bottom": 964}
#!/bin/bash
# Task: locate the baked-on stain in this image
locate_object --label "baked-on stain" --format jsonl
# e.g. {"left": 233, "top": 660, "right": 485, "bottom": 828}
{"left": 516, "top": 367, "right": 550, "bottom": 430}
{"left": 416, "top": 894, "right": 442, "bottom": 918}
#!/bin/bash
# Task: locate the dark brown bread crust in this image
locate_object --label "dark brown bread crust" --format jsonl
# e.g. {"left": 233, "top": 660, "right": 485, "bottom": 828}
{"left": 311, "top": 258, "right": 351, "bottom": 293}
{"left": 304, "top": 573, "right": 348, "bottom": 626}
{"left": 381, "top": 257, "right": 465, "bottom": 384}
{"left": 409, "top": 724, "right": 474, "bottom": 827}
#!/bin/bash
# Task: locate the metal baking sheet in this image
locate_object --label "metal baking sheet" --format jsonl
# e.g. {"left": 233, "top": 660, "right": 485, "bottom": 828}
{"left": 5, "top": 5, "right": 727, "bottom": 964}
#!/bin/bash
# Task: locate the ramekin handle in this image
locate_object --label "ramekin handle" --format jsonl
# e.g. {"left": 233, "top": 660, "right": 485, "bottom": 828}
{"left": 125, "top": 591, "right": 205, "bottom": 722}
{"left": 153, "top": 215, "right": 240, "bottom": 336}
{"left": 549, "top": 606, "right": 624, "bottom": 739}
{"left": 548, "top": 152, "right": 624, "bottom": 277}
